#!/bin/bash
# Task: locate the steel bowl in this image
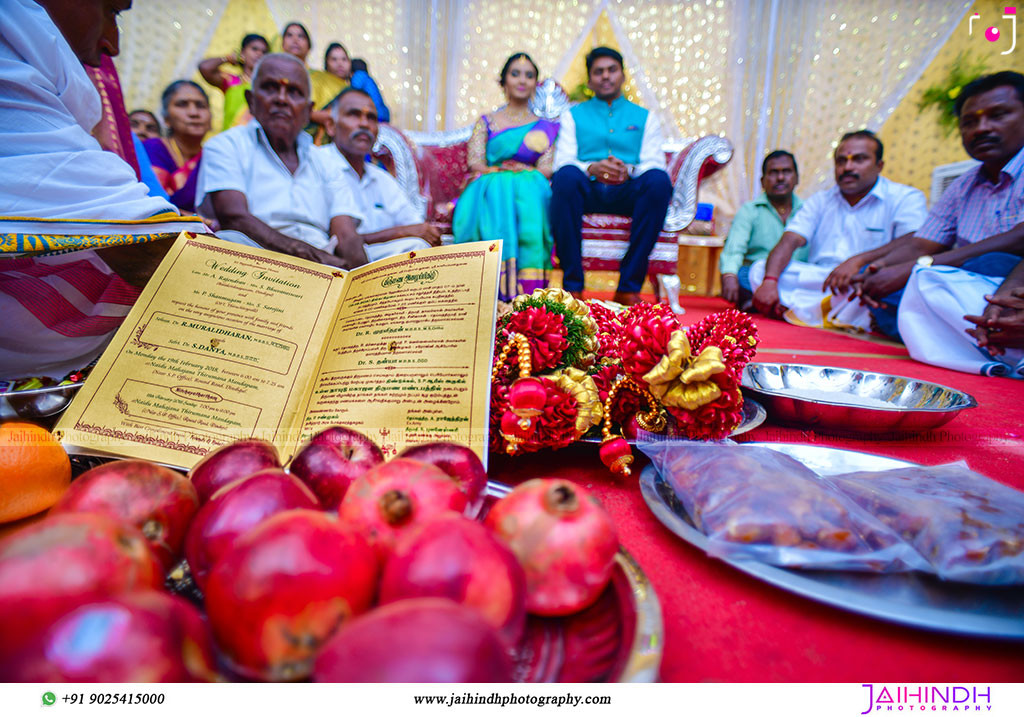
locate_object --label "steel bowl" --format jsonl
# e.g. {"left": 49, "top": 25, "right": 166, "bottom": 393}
{"left": 741, "top": 362, "right": 977, "bottom": 436}
{"left": 0, "top": 382, "right": 84, "bottom": 420}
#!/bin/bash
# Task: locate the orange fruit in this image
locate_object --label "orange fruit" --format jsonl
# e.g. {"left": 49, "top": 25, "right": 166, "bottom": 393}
{"left": 0, "top": 421, "right": 71, "bottom": 523}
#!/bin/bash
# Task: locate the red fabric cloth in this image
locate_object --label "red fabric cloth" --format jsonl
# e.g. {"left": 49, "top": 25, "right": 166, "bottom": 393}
{"left": 490, "top": 296, "right": 1024, "bottom": 681}
{"left": 83, "top": 55, "right": 141, "bottom": 180}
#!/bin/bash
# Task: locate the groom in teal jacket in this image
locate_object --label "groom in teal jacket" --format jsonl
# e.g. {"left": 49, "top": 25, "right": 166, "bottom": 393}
{"left": 550, "top": 47, "right": 672, "bottom": 306}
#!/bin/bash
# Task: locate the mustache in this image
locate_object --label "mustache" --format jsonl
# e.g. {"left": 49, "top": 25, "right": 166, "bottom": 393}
{"left": 350, "top": 129, "right": 374, "bottom": 141}
{"left": 839, "top": 172, "right": 859, "bottom": 181}
{"left": 971, "top": 135, "right": 998, "bottom": 147}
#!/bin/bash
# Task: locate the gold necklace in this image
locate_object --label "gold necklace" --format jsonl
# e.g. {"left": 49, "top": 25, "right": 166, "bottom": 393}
{"left": 500, "top": 105, "right": 535, "bottom": 128}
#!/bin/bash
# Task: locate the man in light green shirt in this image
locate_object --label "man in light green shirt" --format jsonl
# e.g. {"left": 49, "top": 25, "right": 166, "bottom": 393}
{"left": 720, "top": 150, "right": 805, "bottom": 306}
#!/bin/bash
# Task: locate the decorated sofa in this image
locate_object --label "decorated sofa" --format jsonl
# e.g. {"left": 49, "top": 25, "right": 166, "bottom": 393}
{"left": 370, "top": 80, "right": 732, "bottom": 310}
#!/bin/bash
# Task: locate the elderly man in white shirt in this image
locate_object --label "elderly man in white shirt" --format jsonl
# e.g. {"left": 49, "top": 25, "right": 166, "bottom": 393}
{"left": 196, "top": 53, "right": 366, "bottom": 270}
{"left": 750, "top": 130, "right": 927, "bottom": 330}
{"left": 317, "top": 87, "right": 440, "bottom": 262}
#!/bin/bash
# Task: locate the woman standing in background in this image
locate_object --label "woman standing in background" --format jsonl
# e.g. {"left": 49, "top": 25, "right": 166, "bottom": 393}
{"left": 198, "top": 33, "right": 268, "bottom": 130}
{"left": 323, "top": 43, "right": 390, "bottom": 123}
{"left": 280, "top": 21, "right": 345, "bottom": 136}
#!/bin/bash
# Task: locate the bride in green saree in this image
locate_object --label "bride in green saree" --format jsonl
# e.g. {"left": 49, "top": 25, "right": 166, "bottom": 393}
{"left": 452, "top": 53, "right": 559, "bottom": 301}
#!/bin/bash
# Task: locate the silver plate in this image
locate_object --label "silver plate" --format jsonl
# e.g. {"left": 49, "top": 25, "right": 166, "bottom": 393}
{"left": 639, "top": 443, "right": 1024, "bottom": 639}
{"left": 579, "top": 396, "right": 766, "bottom": 445}
{"left": 741, "top": 362, "right": 976, "bottom": 436}
{"left": 1, "top": 381, "right": 84, "bottom": 420}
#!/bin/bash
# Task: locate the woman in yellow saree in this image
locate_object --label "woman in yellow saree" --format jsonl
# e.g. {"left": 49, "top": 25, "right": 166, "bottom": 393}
{"left": 280, "top": 21, "right": 346, "bottom": 138}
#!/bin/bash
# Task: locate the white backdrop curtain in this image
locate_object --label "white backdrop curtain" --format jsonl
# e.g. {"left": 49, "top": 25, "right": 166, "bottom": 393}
{"left": 714, "top": 0, "right": 971, "bottom": 222}
{"left": 113, "top": 0, "right": 970, "bottom": 221}
{"left": 115, "top": 0, "right": 231, "bottom": 117}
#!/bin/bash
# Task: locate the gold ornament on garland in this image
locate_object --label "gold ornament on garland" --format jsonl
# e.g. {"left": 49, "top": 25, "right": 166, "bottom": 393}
{"left": 548, "top": 366, "right": 603, "bottom": 436}
{"left": 642, "top": 330, "right": 727, "bottom": 411}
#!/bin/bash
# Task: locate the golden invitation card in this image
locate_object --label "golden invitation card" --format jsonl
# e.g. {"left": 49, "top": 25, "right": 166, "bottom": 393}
{"left": 56, "top": 233, "right": 502, "bottom": 469}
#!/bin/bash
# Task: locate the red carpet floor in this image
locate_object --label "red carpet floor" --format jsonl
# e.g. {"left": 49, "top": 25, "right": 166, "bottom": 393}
{"left": 490, "top": 294, "right": 1024, "bottom": 682}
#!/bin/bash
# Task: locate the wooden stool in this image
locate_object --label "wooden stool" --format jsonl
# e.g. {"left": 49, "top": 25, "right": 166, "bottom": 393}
{"left": 676, "top": 236, "right": 724, "bottom": 297}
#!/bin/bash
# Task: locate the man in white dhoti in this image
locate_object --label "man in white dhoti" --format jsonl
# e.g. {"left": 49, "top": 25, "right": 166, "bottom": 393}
{"left": 899, "top": 259, "right": 1024, "bottom": 378}
{"left": 750, "top": 131, "right": 927, "bottom": 330}
{"left": 0, "top": 0, "right": 202, "bottom": 380}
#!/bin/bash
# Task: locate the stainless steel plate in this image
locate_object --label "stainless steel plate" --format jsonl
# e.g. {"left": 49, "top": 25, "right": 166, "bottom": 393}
{"left": 639, "top": 443, "right": 1024, "bottom": 640}
{"left": 742, "top": 362, "right": 977, "bottom": 436}
{"left": 1, "top": 382, "right": 84, "bottom": 420}
{"left": 580, "top": 396, "right": 766, "bottom": 444}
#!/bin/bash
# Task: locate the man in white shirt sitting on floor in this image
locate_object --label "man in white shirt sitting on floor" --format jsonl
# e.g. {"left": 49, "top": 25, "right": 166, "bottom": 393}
{"left": 318, "top": 87, "right": 440, "bottom": 261}
{"left": 196, "top": 53, "right": 366, "bottom": 270}
{"left": 750, "top": 130, "right": 928, "bottom": 331}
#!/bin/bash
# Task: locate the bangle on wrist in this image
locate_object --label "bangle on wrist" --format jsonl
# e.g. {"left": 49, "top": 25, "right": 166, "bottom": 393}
{"left": 762, "top": 275, "right": 779, "bottom": 283}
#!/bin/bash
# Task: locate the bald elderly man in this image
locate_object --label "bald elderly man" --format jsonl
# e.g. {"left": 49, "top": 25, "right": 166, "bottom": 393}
{"left": 196, "top": 53, "right": 367, "bottom": 269}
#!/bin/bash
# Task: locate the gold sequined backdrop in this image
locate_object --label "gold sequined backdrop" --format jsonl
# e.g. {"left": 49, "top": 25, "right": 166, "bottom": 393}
{"left": 115, "top": 0, "right": 999, "bottom": 228}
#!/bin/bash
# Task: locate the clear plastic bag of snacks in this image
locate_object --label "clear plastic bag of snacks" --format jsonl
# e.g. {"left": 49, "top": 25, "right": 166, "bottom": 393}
{"left": 830, "top": 463, "right": 1024, "bottom": 585}
{"left": 638, "top": 440, "right": 930, "bottom": 573}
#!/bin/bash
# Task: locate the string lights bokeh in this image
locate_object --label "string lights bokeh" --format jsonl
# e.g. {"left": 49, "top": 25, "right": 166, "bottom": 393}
{"left": 113, "top": 0, "right": 972, "bottom": 224}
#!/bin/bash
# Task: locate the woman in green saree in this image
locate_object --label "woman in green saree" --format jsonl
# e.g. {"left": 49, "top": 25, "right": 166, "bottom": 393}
{"left": 453, "top": 53, "right": 559, "bottom": 301}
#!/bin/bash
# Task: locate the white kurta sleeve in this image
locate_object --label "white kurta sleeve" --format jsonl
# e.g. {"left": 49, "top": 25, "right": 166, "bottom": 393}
{"left": 194, "top": 131, "right": 247, "bottom": 213}
{"left": 891, "top": 186, "right": 928, "bottom": 238}
{"left": 634, "top": 111, "right": 667, "bottom": 176}
{"left": 781, "top": 188, "right": 824, "bottom": 244}
{"left": 552, "top": 110, "right": 589, "bottom": 174}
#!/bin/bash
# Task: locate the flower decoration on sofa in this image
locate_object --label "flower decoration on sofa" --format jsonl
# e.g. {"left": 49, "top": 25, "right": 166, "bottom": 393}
{"left": 490, "top": 289, "right": 759, "bottom": 476}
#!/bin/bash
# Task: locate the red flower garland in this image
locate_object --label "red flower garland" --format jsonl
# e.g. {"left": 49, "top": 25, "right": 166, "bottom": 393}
{"left": 686, "top": 309, "right": 759, "bottom": 367}
{"left": 498, "top": 306, "right": 569, "bottom": 372}
{"left": 664, "top": 373, "right": 745, "bottom": 441}
{"left": 591, "top": 364, "right": 646, "bottom": 427}
{"left": 586, "top": 302, "right": 623, "bottom": 363}
{"left": 490, "top": 297, "right": 758, "bottom": 461}
{"left": 490, "top": 377, "right": 579, "bottom": 454}
{"left": 617, "top": 303, "right": 681, "bottom": 382}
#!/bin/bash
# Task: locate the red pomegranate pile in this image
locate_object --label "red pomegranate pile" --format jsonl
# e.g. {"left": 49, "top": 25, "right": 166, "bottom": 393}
{"left": 0, "top": 427, "right": 621, "bottom": 683}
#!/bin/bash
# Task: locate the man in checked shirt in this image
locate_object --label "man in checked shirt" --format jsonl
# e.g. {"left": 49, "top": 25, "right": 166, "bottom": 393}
{"left": 835, "top": 70, "right": 1024, "bottom": 341}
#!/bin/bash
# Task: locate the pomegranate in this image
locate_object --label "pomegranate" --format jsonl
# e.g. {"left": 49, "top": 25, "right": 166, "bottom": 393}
{"left": 50, "top": 460, "right": 199, "bottom": 569}
{"left": 188, "top": 439, "right": 281, "bottom": 502}
{"left": 0, "top": 513, "right": 163, "bottom": 662}
{"left": 289, "top": 426, "right": 385, "bottom": 509}
{"left": 184, "top": 469, "right": 320, "bottom": 590}
{"left": 204, "top": 509, "right": 378, "bottom": 681}
{"left": 397, "top": 441, "right": 488, "bottom": 517}
{"left": 485, "top": 479, "right": 619, "bottom": 616}
{"left": 379, "top": 514, "right": 527, "bottom": 644}
{"left": 313, "top": 598, "right": 515, "bottom": 682}
{"left": 3, "top": 590, "right": 218, "bottom": 682}
{"left": 337, "top": 458, "right": 467, "bottom": 559}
